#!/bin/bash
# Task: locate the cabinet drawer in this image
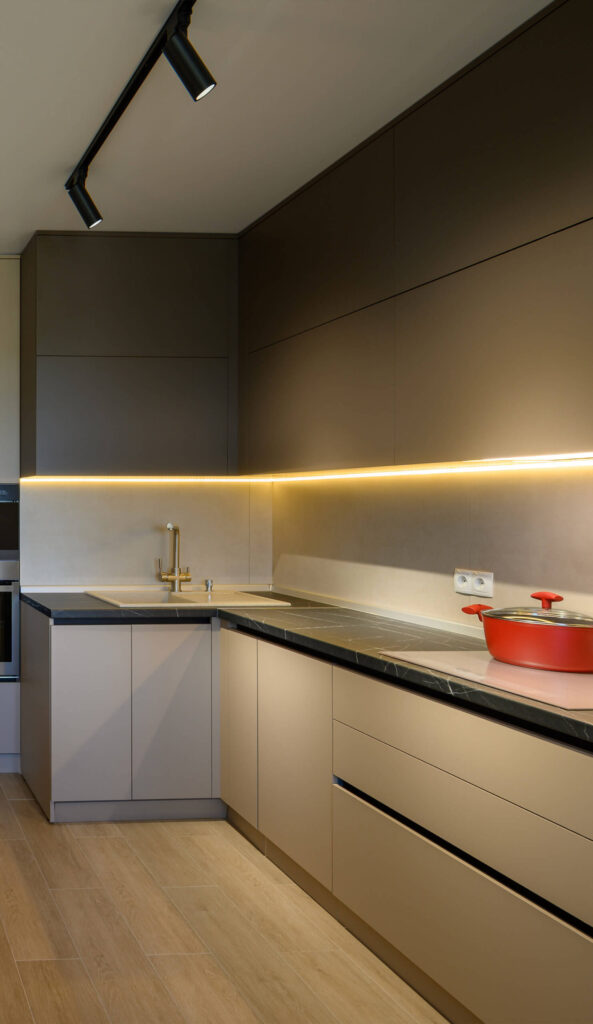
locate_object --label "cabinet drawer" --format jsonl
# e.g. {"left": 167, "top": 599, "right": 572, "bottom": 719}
{"left": 333, "top": 786, "right": 593, "bottom": 1024}
{"left": 333, "top": 665, "right": 593, "bottom": 840}
{"left": 334, "top": 720, "right": 593, "bottom": 927}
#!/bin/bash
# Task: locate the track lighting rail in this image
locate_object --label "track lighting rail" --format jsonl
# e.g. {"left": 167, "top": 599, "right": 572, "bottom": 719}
{"left": 65, "top": 0, "right": 215, "bottom": 227}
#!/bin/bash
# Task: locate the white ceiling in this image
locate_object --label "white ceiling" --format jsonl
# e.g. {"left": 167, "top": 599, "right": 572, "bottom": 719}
{"left": 1, "top": 0, "right": 551, "bottom": 252}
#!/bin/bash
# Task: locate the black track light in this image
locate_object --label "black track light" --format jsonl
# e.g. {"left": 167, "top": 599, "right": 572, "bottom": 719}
{"left": 164, "top": 30, "right": 216, "bottom": 100}
{"left": 65, "top": 1, "right": 215, "bottom": 228}
{"left": 66, "top": 177, "right": 103, "bottom": 229}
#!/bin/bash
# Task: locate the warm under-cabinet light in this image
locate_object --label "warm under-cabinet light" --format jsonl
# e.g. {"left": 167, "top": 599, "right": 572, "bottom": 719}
{"left": 18, "top": 452, "right": 593, "bottom": 486}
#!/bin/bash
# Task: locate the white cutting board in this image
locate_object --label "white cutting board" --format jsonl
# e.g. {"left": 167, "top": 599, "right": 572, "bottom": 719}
{"left": 381, "top": 649, "right": 593, "bottom": 709}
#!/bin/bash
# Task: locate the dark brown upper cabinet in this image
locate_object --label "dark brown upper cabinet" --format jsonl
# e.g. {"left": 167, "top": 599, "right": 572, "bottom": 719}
{"left": 244, "top": 299, "right": 396, "bottom": 474}
{"left": 394, "top": 0, "right": 593, "bottom": 293}
{"left": 21, "top": 233, "right": 237, "bottom": 475}
{"left": 394, "top": 217, "right": 593, "bottom": 465}
{"left": 240, "top": 130, "right": 395, "bottom": 352}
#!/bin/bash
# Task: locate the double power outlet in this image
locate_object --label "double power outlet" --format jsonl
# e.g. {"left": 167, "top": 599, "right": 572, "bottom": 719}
{"left": 454, "top": 568, "right": 494, "bottom": 599}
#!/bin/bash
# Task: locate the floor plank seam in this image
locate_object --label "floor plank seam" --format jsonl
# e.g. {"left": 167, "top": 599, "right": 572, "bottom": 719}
{"left": 13, "top": 960, "right": 36, "bottom": 1024}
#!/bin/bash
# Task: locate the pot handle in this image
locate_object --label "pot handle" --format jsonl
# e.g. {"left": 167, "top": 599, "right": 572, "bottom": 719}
{"left": 531, "top": 591, "right": 563, "bottom": 610}
{"left": 462, "top": 604, "right": 492, "bottom": 622}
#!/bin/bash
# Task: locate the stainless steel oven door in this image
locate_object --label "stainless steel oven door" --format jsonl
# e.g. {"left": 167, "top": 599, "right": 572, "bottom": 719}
{"left": 0, "top": 581, "right": 19, "bottom": 677}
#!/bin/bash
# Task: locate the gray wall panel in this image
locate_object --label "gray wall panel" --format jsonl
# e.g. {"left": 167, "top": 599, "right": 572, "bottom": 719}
{"left": 36, "top": 356, "right": 228, "bottom": 474}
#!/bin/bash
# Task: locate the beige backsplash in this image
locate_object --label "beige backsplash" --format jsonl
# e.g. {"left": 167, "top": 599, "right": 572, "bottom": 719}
{"left": 20, "top": 482, "right": 273, "bottom": 588}
{"left": 272, "top": 467, "right": 593, "bottom": 629}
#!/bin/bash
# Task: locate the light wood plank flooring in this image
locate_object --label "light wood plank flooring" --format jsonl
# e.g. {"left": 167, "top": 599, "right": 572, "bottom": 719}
{"left": 0, "top": 775, "right": 448, "bottom": 1024}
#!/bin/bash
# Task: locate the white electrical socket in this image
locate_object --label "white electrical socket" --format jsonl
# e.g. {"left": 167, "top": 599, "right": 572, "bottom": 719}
{"left": 454, "top": 568, "right": 494, "bottom": 598}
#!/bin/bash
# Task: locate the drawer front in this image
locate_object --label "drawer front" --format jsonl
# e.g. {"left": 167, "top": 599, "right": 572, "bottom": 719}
{"left": 334, "top": 720, "right": 593, "bottom": 927}
{"left": 333, "top": 786, "right": 593, "bottom": 1024}
{"left": 333, "top": 665, "right": 593, "bottom": 840}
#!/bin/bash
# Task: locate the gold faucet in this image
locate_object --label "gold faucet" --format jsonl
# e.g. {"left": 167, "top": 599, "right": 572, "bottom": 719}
{"left": 158, "top": 523, "right": 192, "bottom": 592}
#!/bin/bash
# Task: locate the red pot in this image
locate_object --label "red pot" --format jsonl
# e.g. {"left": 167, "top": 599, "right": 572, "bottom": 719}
{"left": 462, "top": 591, "right": 593, "bottom": 673}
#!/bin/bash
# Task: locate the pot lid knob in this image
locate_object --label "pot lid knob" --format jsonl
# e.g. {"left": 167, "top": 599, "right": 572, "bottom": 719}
{"left": 531, "top": 591, "right": 563, "bottom": 610}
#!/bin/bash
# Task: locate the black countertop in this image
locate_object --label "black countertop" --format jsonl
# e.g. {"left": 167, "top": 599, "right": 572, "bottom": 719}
{"left": 21, "top": 591, "right": 593, "bottom": 748}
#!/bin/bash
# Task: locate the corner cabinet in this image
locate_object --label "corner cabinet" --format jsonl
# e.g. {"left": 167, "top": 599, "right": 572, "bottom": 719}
{"left": 20, "top": 604, "right": 215, "bottom": 821}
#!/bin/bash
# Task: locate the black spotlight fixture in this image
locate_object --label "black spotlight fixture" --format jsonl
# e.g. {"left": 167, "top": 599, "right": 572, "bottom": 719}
{"left": 65, "top": 0, "right": 215, "bottom": 229}
{"left": 66, "top": 171, "right": 103, "bottom": 230}
{"left": 164, "top": 30, "right": 216, "bottom": 101}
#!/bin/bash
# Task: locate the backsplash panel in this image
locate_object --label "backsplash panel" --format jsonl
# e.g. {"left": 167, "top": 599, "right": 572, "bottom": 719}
{"left": 273, "top": 468, "right": 593, "bottom": 630}
{"left": 20, "top": 482, "right": 273, "bottom": 588}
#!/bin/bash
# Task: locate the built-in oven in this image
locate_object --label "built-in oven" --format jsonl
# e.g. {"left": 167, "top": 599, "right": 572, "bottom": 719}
{"left": 0, "top": 485, "right": 19, "bottom": 678}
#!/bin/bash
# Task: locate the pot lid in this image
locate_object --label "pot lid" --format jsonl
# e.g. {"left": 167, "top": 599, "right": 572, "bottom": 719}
{"left": 483, "top": 607, "right": 593, "bottom": 627}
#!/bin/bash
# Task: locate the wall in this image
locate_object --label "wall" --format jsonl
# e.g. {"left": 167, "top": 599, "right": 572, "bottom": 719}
{"left": 239, "top": 0, "right": 593, "bottom": 472}
{"left": 273, "top": 467, "right": 593, "bottom": 632}
{"left": 21, "top": 233, "right": 238, "bottom": 475}
{"left": 0, "top": 257, "right": 19, "bottom": 482}
{"left": 20, "top": 482, "right": 272, "bottom": 589}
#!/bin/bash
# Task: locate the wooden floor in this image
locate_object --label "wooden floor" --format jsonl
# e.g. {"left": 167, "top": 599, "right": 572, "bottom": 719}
{"left": 0, "top": 775, "right": 448, "bottom": 1024}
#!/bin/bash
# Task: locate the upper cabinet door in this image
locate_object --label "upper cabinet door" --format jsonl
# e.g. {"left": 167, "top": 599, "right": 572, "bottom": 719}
{"left": 35, "top": 235, "right": 237, "bottom": 358}
{"left": 240, "top": 130, "right": 395, "bottom": 351}
{"left": 131, "top": 624, "right": 212, "bottom": 801}
{"left": 394, "top": 0, "right": 593, "bottom": 292}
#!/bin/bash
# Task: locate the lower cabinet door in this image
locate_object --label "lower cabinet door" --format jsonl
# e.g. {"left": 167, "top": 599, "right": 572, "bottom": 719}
{"left": 132, "top": 624, "right": 212, "bottom": 800}
{"left": 258, "top": 640, "right": 332, "bottom": 889}
{"left": 220, "top": 628, "right": 258, "bottom": 827}
{"left": 51, "top": 625, "right": 132, "bottom": 802}
{"left": 333, "top": 785, "right": 593, "bottom": 1024}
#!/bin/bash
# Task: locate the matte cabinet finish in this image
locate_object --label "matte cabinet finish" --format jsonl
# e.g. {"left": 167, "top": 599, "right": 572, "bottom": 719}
{"left": 245, "top": 299, "right": 396, "bottom": 473}
{"left": 220, "top": 628, "right": 258, "bottom": 827}
{"left": 333, "top": 786, "right": 593, "bottom": 1024}
{"left": 334, "top": 720, "right": 593, "bottom": 928}
{"left": 35, "top": 356, "right": 228, "bottom": 475}
{"left": 258, "top": 640, "right": 332, "bottom": 888}
{"left": 0, "top": 259, "right": 19, "bottom": 482}
{"left": 394, "top": 217, "right": 593, "bottom": 464}
{"left": 394, "top": 0, "right": 593, "bottom": 292}
{"left": 132, "top": 625, "right": 212, "bottom": 800}
{"left": 34, "top": 234, "right": 236, "bottom": 358}
{"left": 333, "top": 665, "right": 593, "bottom": 841}
{"left": 20, "top": 232, "right": 237, "bottom": 475}
{"left": 240, "top": 131, "right": 395, "bottom": 351}
{"left": 52, "top": 625, "right": 132, "bottom": 803}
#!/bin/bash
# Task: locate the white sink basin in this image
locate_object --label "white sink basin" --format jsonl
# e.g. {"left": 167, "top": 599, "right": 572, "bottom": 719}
{"left": 87, "top": 589, "right": 290, "bottom": 609}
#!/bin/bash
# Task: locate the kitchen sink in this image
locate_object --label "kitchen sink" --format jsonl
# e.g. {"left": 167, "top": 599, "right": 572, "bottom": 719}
{"left": 86, "top": 589, "right": 290, "bottom": 609}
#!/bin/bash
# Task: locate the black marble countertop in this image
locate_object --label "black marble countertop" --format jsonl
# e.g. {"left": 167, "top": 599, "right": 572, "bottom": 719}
{"left": 21, "top": 591, "right": 593, "bottom": 748}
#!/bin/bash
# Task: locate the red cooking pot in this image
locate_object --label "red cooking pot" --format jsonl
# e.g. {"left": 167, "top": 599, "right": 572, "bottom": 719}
{"left": 462, "top": 591, "right": 593, "bottom": 672}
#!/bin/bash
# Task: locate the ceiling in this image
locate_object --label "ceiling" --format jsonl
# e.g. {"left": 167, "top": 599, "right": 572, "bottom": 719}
{"left": 1, "top": 0, "right": 552, "bottom": 253}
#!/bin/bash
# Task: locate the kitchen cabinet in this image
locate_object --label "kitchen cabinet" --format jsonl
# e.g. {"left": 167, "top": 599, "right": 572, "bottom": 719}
{"left": 220, "top": 627, "right": 258, "bottom": 827}
{"left": 20, "top": 605, "right": 216, "bottom": 820}
{"left": 0, "top": 258, "right": 19, "bottom": 482}
{"left": 393, "top": 216, "right": 593, "bottom": 464}
{"left": 52, "top": 625, "right": 132, "bottom": 803}
{"left": 132, "top": 625, "right": 211, "bottom": 800}
{"left": 240, "top": 130, "right": 395, "bottom": 353}
{"left": 244, "top": 299, "right": 396, "bottom": 473}
{"left": 258, "top": 639, "right": 332, "bottom": 889}
{"left": 333, "top": 785, "right": 593, "bottom": 1024}
{"left": 393, "top": 0, "right": 593, "bottom": 293}
{"left": 20, "top": 232, "right": 237, "bottom": 475}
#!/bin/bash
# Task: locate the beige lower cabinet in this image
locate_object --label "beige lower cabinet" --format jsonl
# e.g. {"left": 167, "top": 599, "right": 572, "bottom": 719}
{"left": 220, "top": 628, "right": 258, "bottom": 827}
{"left": 333, "top": 785, "right": 593, "bottom": 1024}
{"left": 52, "top": 625, "right": 132, "bottom": 803}
{"left": 258, "top": 639, "right": 332, "bottom": 888}
{"left": 131, "top": 624, "right": 212, "bottom": 800}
